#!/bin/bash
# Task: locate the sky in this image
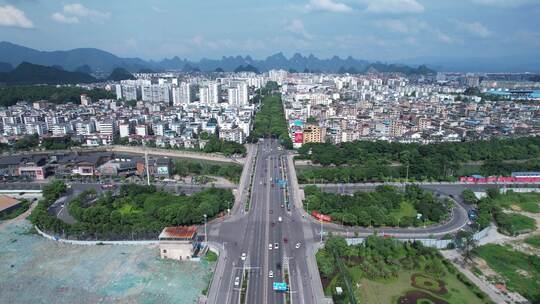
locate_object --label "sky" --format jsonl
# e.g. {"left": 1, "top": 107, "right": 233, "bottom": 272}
{"left": 0, "top": 0, "right": 539, "bottom": 61}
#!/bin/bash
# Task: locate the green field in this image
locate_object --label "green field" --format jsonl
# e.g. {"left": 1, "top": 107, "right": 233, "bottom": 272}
{"left": 354, "top": 271, "right": 487, "bottom": 304}
{"left": 317, "top": 236, "right": 490, "bottom": 304}
{"left": 494, "top": 212, "right": 537, "bottom": 236}
{"left": 524, "top": 235, "right": 540, "bottom": 248}
{"left": 493, "top": 191, "right": 540, "bottom": 213}
{"left": 474, "top": 244, "right": 540, "bottom": 303}
{"left": 389, "top": 201, "right": 417, "bottom": 222}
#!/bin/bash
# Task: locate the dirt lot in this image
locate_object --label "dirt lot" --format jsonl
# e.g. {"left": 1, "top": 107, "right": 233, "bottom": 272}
{"left": 0, "top": 220, "right": 212, "bottom": 304}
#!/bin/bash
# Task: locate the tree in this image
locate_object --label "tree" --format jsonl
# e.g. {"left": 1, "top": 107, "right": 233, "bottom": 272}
{"left": 454, "top": 230, "right": 477, "bottom": 261}
{"left": 461, "top": 189, "right": 478, "bottom": 205}
{"left": 325, "top": 235, "right": 348, "bottom": 258}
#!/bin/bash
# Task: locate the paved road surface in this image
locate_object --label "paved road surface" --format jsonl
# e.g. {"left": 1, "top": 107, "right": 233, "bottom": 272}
{"left": 207, "top": 139, "right": 323, "bottom": 304}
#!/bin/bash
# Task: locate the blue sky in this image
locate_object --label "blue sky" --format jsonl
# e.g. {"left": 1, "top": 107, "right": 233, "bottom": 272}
{"left": 0, "top": 0, "right": 539, "bottom": 61}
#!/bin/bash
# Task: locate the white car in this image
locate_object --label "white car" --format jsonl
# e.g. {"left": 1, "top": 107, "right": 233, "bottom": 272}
{"left": 234, "top": 277, "right": 240, "bottom": 286}
{"left": 241, "top": 253, "right": 246, "bottom": 261}
{"left": 269, "top": 271, "right": 274, "bottom": 278}
{"left": 278, "top": 216, "right": 282, "bottom": 222}
{"left": 268, "top": 243, "right": 273, "bottom": 250}
{"left": 274, "top": 243, "right": 279, "bottom": 249}
{"left": 295, "top": 243, "right": 301, "bottom": 249}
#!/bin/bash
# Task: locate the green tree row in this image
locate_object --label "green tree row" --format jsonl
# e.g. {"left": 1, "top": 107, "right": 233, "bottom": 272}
{"left": 297, "top": 137, "right": 540, "bottom": 182}
{"left": 304, "top": 185, "right": 449, "bottom": 227}
{"left": 0, "top": 85, "right": 115, "bottom": 107}
{"left": 172, "top": 159, "right": 243, "bottom": 183}
{"left": 249, "top": 93, "right": 293, "bottom": 149}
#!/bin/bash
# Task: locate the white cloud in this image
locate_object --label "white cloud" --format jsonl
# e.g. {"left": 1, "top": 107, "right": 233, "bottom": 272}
{"left": 52, "top": 3, "right": 110, "bottom": 24}
{"left": 52, "top": 12, "right": 79, "bottom": 24}
{"left": 361, "top": 0, "right": 424, "bottom": 13}
{"left": 285, "top": 19, "right": 312, "bottom": 39}
{"left": 0, "top": 5, "right": 34, "bottom": 28}
{"left": 305, "top": 0, "right": 352, "bottom": 13}
{"left": 435, "top": 30, "right": 454, "bottom": 44}
{"left": 375, "top": 18, "right": 428, "bottom": 33}
{"left": 471, "top": 0, "right": 537, "bottom": 7}
{"left": 456, "top": 21, "right": 491, "bottom": 38}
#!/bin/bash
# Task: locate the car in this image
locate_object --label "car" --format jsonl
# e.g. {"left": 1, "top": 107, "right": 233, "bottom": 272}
{"left": 295, "top": 243, "right": 301, "bottom": 249}
{"left": 268, "top": 243, "right": 273, "bottom": 250}
{"left": 274, "top": 243, "right": 279, "bottom": 249}
{"left": 269, "top": 210, "right": 273, "bottom": 214}
{"left": 269, "top": 271, "right": 274, "bottom": 278}
{"left": 278, "top": 216, "right": 282, "bottom": 222}
{"left": 271, "top": 222, "right": 275, "bottom": 227}
{"left": 234, "top": 277, "right": 240, "bottom": 286}
{"left": 283, "top": 238, "right": 288, "bottom": 243}
{"left": 241, "top": 253, "right": 246, "bottom": 261}
{"left": 276, "top": 263, "right": 282, "bottom": 269}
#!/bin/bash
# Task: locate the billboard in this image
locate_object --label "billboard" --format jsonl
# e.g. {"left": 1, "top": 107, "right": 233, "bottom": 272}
{"left": 294, "top": 132, "right": 303, "bottom": 144}
{"left": 273, "top": 282, "right": 288, "bottom": 291}
{"left": 157, "top": 166, "right": 169, "bottom": 175}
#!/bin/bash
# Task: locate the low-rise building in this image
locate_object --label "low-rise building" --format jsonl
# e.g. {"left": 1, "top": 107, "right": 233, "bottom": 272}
{"left": 159, "top": 226, "right": 198, "bottom": 261}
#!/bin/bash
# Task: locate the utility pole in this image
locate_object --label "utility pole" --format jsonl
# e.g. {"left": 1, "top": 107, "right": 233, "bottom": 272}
{"left": 145, "top": 151, "right": 150, "bottom": 186}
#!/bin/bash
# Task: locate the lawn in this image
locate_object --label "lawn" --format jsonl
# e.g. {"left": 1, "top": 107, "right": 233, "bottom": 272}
{"left": 493, "top": 192, "right": 540, "bottom": 213}
{"left": 317, "top": 236, "right": 490, "bottom": 304}
{"left": 524, "top": 235, "right": 540, "bottom": 249}
{"left": 354, "top": 270, "right": 485, "bottom": 304}
{"left": 495, "top": 212, "right": 537, "bottom": 236}
{"left": 389, "top": 201, "right": 417, "bottom": 221}
{"left": 474, "top": 244, "right": 540, "bottom": 303}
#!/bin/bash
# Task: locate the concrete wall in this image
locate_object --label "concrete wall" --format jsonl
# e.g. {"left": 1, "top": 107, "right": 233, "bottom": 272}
{"left": 346, "top": 226, "right": 490, "bottom": 249}
{"left": 159, "top": 242, "right": 194, "bottom": 260}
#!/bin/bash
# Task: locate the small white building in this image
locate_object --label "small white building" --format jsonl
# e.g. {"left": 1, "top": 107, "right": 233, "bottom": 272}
{"left": 159, "top": 226, "right": 198, "bottom": 261}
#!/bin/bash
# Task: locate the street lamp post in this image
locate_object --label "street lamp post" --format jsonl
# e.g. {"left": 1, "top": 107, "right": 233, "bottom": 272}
{"left": 204, "top": 214, "right": 208, "bottom": 245}
{"left": 320, "top": 220, "right": 323, "bottom": 243}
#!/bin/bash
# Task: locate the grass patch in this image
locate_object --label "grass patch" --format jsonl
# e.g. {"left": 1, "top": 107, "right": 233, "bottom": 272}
{"left": 118, "top": 204, "right": 142, "bottom": 216}
{"left": 203, "top": 250, "right": 218, "bottom": 262}
{"left": 493, "top": 191, "right": 540, "bottom": 213}
{"left": 0, "top": 200, "right": 31, "bottom": 221}
{"left": 355, "top": 271, "right": 484, "bottom": 304}
{"left": 495, "top": 213, "right": 536, "bottom": 236}
{"left": 390, "top": 201, "right": 417, "bottom": 221}
{"left": 524, "top": 235, "right": 540, "bottom": 248}
{"left": 317, "top": 236, "right": 490, "bottom": 304}
{"left": 474, "top": 244, "right": 540, "bottom": 303}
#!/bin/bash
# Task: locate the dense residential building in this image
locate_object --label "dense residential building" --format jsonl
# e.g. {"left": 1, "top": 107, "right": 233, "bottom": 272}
{"left": 281, "top": 71, "right": 540, "bottom": 146}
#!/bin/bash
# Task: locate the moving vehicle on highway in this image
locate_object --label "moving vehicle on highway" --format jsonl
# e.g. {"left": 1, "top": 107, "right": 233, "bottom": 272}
{"left": 274, "top": 243, "right": 279, "bottom": 249}
{"left": 269, "top": 271, "right": 274, "bottom": 278}
{"left": 234, "top": 277, "right": 240, "bottom": 286}
{"left": 295, "top": 243, "right": 301, "bottom": 249}
{"left": 241, "top": 253, "right": 246, "bottom": 261}
{"left": 268, "top": 243, "right": 273, "bottom": 250}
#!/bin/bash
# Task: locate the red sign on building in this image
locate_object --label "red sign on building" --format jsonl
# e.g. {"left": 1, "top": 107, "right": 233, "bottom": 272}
{"left": 294, "top": 132, "right": 303, "bottom": 144}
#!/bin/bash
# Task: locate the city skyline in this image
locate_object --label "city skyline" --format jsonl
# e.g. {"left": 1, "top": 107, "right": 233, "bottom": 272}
{"left": 0, "top": 0, "right": 539, "bottom": 62}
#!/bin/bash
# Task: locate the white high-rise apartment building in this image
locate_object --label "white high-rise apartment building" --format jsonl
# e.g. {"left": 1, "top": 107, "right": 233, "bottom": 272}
{"left": 199, "top": 87, "right": 210, "bottom": 104}
{"left": 227, "top": 82, "right": 249, "bottom": 106}
{"left": 142, "top": 85, "right": 171, "bottom": 103}
{"left": 173, "top": 82, "right": 196, "bottom": 105}
{"left": 209, "top": 82, "right": 220, "bottom": 104}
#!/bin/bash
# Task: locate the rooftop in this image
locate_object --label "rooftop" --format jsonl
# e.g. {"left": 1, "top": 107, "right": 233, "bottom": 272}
{"left": 159, "top": 226, "right": 197, "bottom": 240}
